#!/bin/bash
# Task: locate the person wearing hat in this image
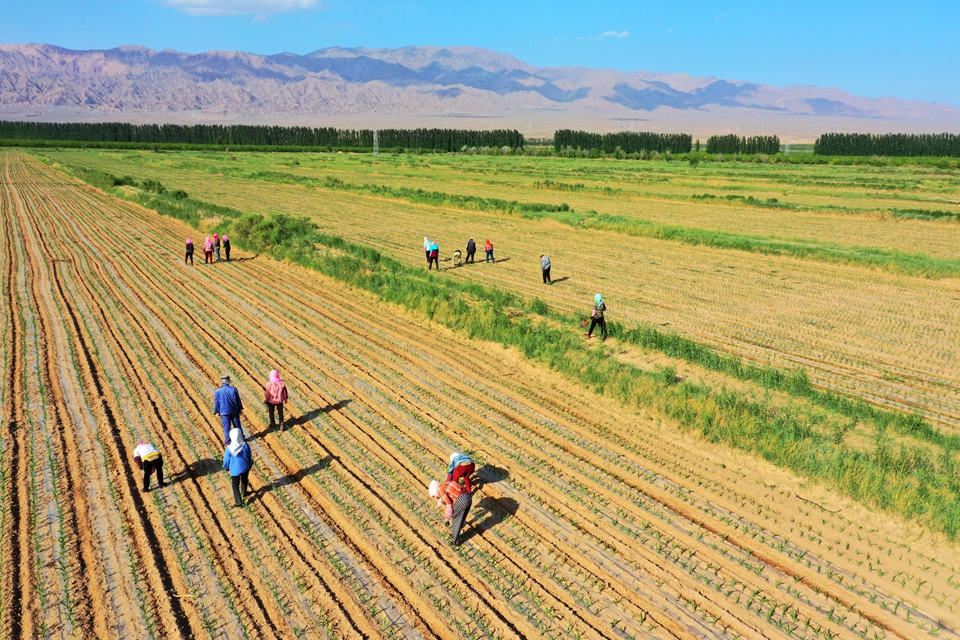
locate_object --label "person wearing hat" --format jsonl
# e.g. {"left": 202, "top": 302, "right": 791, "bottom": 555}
{"left": 447, "top": 452, "right": 475, "bottom": 493}
{"left": 214, "top": 375, "right": 245, "bottom": 445}
{"left": 540, "top": 254, "right": 552, "bottom": 284}
{"left": 429, "top": 478, "right": 473, "bottom": 546}
{"left": 133, "top": 441, "right": 166, "bottom": 492}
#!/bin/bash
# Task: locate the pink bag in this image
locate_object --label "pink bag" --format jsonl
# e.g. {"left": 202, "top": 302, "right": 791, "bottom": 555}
{"left": 444, "top": 503, "right": 454, "bottom": 520}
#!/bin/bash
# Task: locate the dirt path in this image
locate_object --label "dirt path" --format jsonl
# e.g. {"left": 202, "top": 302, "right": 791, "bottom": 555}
{"left": 4, "top": 150, "right": 960, "bottom": 638}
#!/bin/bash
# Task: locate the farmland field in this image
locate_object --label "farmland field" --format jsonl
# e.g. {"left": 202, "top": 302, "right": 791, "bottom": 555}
{"left": 38, "top": 149, "right": 960, "bottom": 429}
{"left": 5, "top": 148, "right": 960, "bottom": 639}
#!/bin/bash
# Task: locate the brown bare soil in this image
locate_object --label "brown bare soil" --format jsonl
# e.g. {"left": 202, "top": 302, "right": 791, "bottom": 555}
{"left": 4, "top": 150, "right": 960, "bottom": 639}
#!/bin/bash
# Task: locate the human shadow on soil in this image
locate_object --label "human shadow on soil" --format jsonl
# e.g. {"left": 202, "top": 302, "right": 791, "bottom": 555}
{"left": 462, "top": 496, "right": 519, "bottom": 543}
{"left": 472, "top": 465, "right": 509, "bottom": 492}
{"left": 172, "top": 457, "right": 221, "bottom": 483}
{"left": 223, "top": 255, "right": 259, "bottom": 263}
{"left": 284, "top": 399, "right": 353, "bottom": 429}
{"left": 274, "top": 455, "right": 336, "bottom": 489}
{"left": 551, "top": 276, "right": 570, "bottom": 284}
{"left": 323, "top": 398, "right": 352, "bottom": 413}
{"left": 246, "top": 482, "right": 274, "bottom": 503}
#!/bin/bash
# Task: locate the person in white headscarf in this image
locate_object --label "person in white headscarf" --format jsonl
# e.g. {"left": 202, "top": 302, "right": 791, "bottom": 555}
{"left": 222, "top": 428, "right": 253, "bottom": 507}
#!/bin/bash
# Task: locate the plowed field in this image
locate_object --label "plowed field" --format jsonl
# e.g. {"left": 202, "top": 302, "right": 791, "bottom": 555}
{"left": 40, "top": 151, "right": 960, "bottom": 431}
{"left": 4, "top": 149, "right": 960, "bottom": 639}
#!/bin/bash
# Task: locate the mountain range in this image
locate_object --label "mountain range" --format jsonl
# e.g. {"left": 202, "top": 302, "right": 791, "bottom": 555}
{"left": 1, "top": 44, "right": 958, "bottom": 136}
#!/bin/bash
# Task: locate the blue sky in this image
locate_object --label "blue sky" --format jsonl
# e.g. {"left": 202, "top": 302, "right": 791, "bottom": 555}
{"left": 2, "top": 0, "right": 958, "bottom": 106}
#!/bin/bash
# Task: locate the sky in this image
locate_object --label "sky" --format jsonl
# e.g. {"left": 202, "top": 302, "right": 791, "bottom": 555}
{"left": 2, "top": 0, "right": 958, "bottom": 106}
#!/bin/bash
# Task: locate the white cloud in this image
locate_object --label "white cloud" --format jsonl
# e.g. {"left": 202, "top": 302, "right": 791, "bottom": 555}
{"left": 164, "top": 0, "right": 317, "bottom": 17}
{"left": 598, "top": 30, "right": 631, "bottom": 38}
{"left": 664, "top": 29, "right": 673, "bottom": 35}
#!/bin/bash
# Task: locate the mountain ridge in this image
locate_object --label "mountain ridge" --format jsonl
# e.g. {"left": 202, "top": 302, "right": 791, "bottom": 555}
{"left": 1, "top": 43, "right": 958, "bottom": 133}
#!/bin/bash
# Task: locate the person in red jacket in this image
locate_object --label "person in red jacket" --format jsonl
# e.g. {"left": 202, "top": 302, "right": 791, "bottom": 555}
{"left": 484, "top": 239, "right": 495, "bottom": 263}
{"left": 429, "top": 479, "right": 473, "bottom": 546}
{"left": 264, "top": 369, "right": 289, "bottom": 430}
{"left": 447, "top": 452, "right": 475, "bottom": 493}
{"left": 133, "top": 441, "right": 166, "bottom": 492}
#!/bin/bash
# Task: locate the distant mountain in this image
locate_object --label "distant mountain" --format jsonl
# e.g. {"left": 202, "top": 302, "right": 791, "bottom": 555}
{"left": 1, "top": 43, "right": 958, "bottom": 128}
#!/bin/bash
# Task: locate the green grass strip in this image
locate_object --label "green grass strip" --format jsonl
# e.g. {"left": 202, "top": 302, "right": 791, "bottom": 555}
{"left": 578, "top": 215, "right": 960, "bottom": 278}
{"left": 50, "top": 157, "right": 960, "bottom": 537}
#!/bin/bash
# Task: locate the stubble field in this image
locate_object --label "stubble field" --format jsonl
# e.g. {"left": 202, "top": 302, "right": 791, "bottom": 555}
{"left": 4, "top": 149, "right": 960, "bottom": 639}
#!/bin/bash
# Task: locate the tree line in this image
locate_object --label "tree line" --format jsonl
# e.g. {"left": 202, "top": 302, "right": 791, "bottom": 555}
{"left": 706, "top": 135, "right": 780, "bottom": 155}
{"left": 814, "top": 133, "right": 960, "bottom": 157}
{"left": 554, "top": 130, "right": 692, "bottom": 154}
{"left": 0, "top": 121, "right": 524, "bottom": 151}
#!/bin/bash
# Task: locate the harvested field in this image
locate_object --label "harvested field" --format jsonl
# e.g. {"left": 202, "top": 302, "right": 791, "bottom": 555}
{"left": 38, "top": 150, "right": 960, "bottom": 431}
{"left": 4, "top": 151, "right": 960, "bottom": 639}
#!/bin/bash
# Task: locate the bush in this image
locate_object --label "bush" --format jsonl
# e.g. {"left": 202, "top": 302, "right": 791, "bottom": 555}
{"left": 232, "top": 212, "right": 319, "bottom": 252}
{"left": 172, "top": 189, "right": 189, "bottom": 200}
{"left": 141, "top": 178, "right": 165, "bottom": 194}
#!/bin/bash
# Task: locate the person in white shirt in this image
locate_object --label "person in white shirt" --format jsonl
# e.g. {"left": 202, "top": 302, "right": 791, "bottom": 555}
{"left": 133, "top": 442, "right": 166, "bottom": 492}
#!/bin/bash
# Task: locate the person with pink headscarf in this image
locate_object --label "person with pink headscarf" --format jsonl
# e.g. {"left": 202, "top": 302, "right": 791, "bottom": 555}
{"left": 184, "top": 238, "right": 194, "bottom": 265}
{"left": 203, "top": 236, "right": 214, "bottom": 264}
{"left": 264, "top": 370, "right": 289, "bottom": 430}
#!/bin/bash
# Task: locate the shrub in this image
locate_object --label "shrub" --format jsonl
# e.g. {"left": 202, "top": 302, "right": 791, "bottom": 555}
{"left": 141, "top": 178, "right": 166, "bottom": 194}
{"left": 232, "top": 212, "right": 319, "bottom": 252}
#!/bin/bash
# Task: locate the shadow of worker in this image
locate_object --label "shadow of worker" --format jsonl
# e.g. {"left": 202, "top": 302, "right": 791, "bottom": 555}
{"left": 172, "top": 457, "right": 221, "bottom": 484}
{"left": 275, "top": 455, "right": 336, "bottom": 489}
{"left": 472, "top": 465, "right": 509, "bottom": 492}
{"left": 461, "top": 496, "right": 519, "bottom": 543}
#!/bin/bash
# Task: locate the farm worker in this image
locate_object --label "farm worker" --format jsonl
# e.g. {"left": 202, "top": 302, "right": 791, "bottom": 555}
{"left": 465, "top": 238, "right": 476, "bottom": 263}
{"left": 447, "top": 452, "right": 475, "bottom": 493}
{"left": 133, "top": 441, "right": 166, "bottom": 492}
{"left": 184, "top": 238, "right": 194, "bottom": 266}
{"left": 429, "top": 479, "right": 473, "bottom": 546}
{"left": 223, "top": 235, "right": 231, "bottom": 261}
{"left": 586, "top": 293, "right": 607, "bottom": 340}
{"left": 423, "top": 237, "right": 431, "bottom": 267}
{"left": 214, "top": 375, "right": 244, "bottom": 445}
{"left": 540, "top": 254, "right": 552, "bottom": 284}
{"left": 213, "top": 233, "right": 222, "bottom": 261}
{"left": 223, "top": 428, "right": 253, "bottom": 508}
{"left": 264, "top": 369, "right": 289, "bottom": 430}
{"left": 428, "top": 241, "right": 440, "bottom": 270}
{"left": 203, "top": 236, "right": 214, "bottom": 264}
{"left": 484, "top": 239, "right": 495, "bottom": 263}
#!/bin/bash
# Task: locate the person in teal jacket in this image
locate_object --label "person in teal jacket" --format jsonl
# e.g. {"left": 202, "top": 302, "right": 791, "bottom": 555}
{"left": 223, "top": 427, "right": 253, "bottom": 507}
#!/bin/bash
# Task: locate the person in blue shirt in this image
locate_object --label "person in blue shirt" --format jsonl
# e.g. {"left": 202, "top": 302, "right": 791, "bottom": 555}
{"left": 214, "top": 375, "right": 244, "bottom": 444}
{"left": 223, "top": 428, "right": 253, "bottom": 507}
